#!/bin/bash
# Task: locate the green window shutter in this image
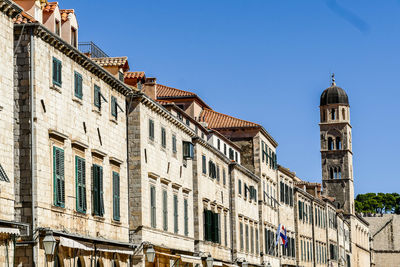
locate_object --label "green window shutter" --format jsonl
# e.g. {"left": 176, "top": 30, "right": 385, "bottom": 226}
{"left": 75, "top": 156, "right": 86, "bottom": 213}
{"left": 74, "top": 72, "right": 82, "bottom": 99}
{"left": 202, "top": 155, "right": 206, "bottom": 174}
{"left": 238, "top": 179, "right": 242, "bottom": 195}
{"left": 111, "top": 96, "right": 117, "bottom": 119}
{"left": 203, "top": 210, "right": 208, "bottom": 240}
{"left": 52, "top": 57, "right": 62, "bottom": 87}
{"left": 163, "top": 190, "right": 168, "bottom": 231}
{"left": 184, "top": 198, "right": 188, "bottom": 236}
{"left": 265, "top": 229, "right": 268, "bottom": 254}
{"left": 150, "top": 186, "right": 156, "bottom": 228}
{"left": 149, "top": 119, "right": 154, "bottom": 139}
{"left": 99, "top": 166, "right": 104, "bottom": 216}
{"left": 240, "top": 223, "right": 243, "bottom": 250}
{"left": 172, "top": 135, "right": 177, "bottom": 153}
{"left": 53, "top": 147, "right": 65, "bottom": 207}
{"left": 245, "top": 224, "right": 249, "bottom": 252}
{"left": 161, "top": 128, "right": 166, "bottom": 148}
{"left": 174, "top": 194, "right": 178, "bottom": 233}
{"left": 94, "top": 85, "right": 101, "bottom": 109}
{"left": 212, "top": 212, "right": 219, "bottom": 243}
{"left": 92, "top": 166, "right": 98, "bottom": 215}
{"left": 113, "top": 172, "right": 120, "bottom": 221}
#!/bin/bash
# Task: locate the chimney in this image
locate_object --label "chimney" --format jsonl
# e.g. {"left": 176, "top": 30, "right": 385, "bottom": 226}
{"left": 143, "top": 78, "right": 157, "bottom": 100}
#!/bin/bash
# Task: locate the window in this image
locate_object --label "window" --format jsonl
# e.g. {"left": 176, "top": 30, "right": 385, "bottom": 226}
{"left": 285, "top": 184, "right": 289, "bottom": 205}
{"left": 184, "top": 198, "right": 189, "bottom": 236}
{"left": 92, "top": 164, "right": 104, "bottom": 216}
{"left": 71, "top": 27, "right": 77, "bottom": 47}
{"left": 150, "top": 185, "right": 156, "bottom": 228}
{"left": 202, "top": 155, "right": 207, "bottom": 174}
{"left": 336, "top": 137, "right": 342, "bottom": 149}
{"left": 217, "top": 139, "right": 220, "bottom": 150}
{"left": 299, "top": 200, "right": 303, "bottom": 220}
{"left": 255, "top": 227, "right": 259, "bottom": 254}
{"left": 183, "top": 141, "right": 194, "bottom": 159}
{"left": 289, "top": 187, "right": 293, "bottom": 206}
{"left": 224, "top": 144, "right": 227, "bottom": 155}
{"left": 0, "top": 164, "right": 10, "bottom": 182}
{"left": 119, "top": 71, "right": 124, "bottom": 82}
{"left": 238, "top": 179, "right": 242, "bottom": 195}
{"left": 75, "top": 156, "right": 86, "bottom": 213}
{"left": 223, "top": 169, "right": 226, "bottom": 185}
{"left": 250, "top": 226, "right": 254, "bottom": 253}
{"left": 204, "top": 210, "right": 220, "bottom": 243}
{"left": 342, "top": 108, "right": 346, "bottom": 120}
{"left": 174, "top": 194, "right": 178, "bottom": 233}
{"left": 172, "top": 135, "right": 177, "bottom": 153}
{"left": 52, "top": 57, "right": 62, "bottom": 87}
{"left": 224, "top": 214, "right": 228, "bottom": 246}
{"left": 240, "top": 222, "right": 244, "bottom": 250}
{"left": 112, "top": 172, "right": 120, "bottom": 221}
{"left": 163, "top": 190, "right": 168, "bottom": 231}
{"left": 94, "top": 85, "right": 106, "bottom": 110}
{"left": 280, "top": 182, "right": 284, "bottom": 203}
{"left": 208, "top": 160, "right": 217, "bottom": 178}
{"left": 111, "top": 96, "right": 118, "bottom": 119}
{"left": 244, "top": 183, "right": 248, "bottom": 198}
{"left": 331, "top": 109, "right": 336, "bottom": 120}
{"left": 235, "top": 152, "right": 238, "bottom": 162}
{"left": 149, "top": 119, "right": 154, "bottom": 140}
{"left": 229, "top": 148, "right": 234, "bottom": 160}
{"left": 185, "top": 118, "right": 190, "bottom": 126}
{"left": 245, "top": 224, "right": 249, "bottom": 252}
{"left": 53, "top": 147, "right": 65, "bottom": 207}
{"left": 161, "top": 127, "right": 166, "bottom": 148}
{"left": 74, "top": 71, "right": 83, "bottom": 99}
{"left": 216, "top": 165, "right": 220, "bottom": 182}
{"left": 328, "top": 137, "right": 334, "bottom": 150}
{"left": 55, "top": 19, "right": 60, "bottom": 35}
{"left": 322, "top": 109, "right": 326, "bottom": 122}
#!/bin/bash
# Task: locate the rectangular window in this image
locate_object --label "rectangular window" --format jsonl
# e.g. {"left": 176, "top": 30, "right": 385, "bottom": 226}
{"left": 161, "top": 127, "right": 166, "bottom": 148}
{"left": 255, "top": 227, "right": 259, "bottom": 254}
{"left": 245, "top": 224, "right": 249, "bottom": 252}
{"left": 55, "top": 19, "right": 60, "bottom": 35}
{"left": 74, "top": 71, "right": 82, "bottom": 99}
{"left": 240, "top": 222, "right": 244, "bottom": 251}
{"left": 183, "top": 141, "right": 194, "bottom": 159}
{"left": 112, "top": 172, "right": 120, "bottom": 221}
{"left": 280, "top": 182, "right": 284, "bottom": 203}
{"left": 235, "top": 152, "right": 238, "bottom": 162}
{"left": 119, "top": 71, "right": 124, "bottom": 82}
{"left": 172, "top": 134, "right": 177, "bottom": 153}
{"left": 216, "top": 165, "right": 220, "bottom": 182}
{"left": 285, "top": 184, "right": 289, "bottom": 204}
{"left": 94, "top": 85, "right": 101, "bottom": 109}
{"left": 224, "top": 144, "right": 227, "bottom": 155}
{"left": 229, "top": 148, "right": 234, "bottom": 160}
{"left": 71, "top": 27, "right": 77, "bottom": 47}
{"left": 184, "top": 198, "right": 189, "bottom": 236}
{"left": 224, "top": 214, "right": 228, "bottom": 246}
{"left": 150, "top": 185, "right": 156, "bottom": 228}
{"left": 238, "top": 179, "right": 242, "bottom": 195}
{"left": 202, "top": 155, "right": 207, "bottom": 174}
{"left": 265, "top": 229, "right": 269, "bottom": 255}
{"left": 163, "top": 190, "right": 168, "bottom": 231}
{"left": 52, "top": 57, "right": 62, "bottom": 87}
{"left": 75, "top": 156, "right": 86, "bottom": 213}
{"left": 223, "top": 169, "right": 226, "bottom": 185}
{"left": 299, "top": 201, "right": 303, "bottom": 220}
{"left": 149, "top": 119, "right": 154, "bottom": 140}
{"left": 174, "top": 194, "right": 178, "bottom": 233}
{"left": 250, "top": 226, "right": 254, "bottom": 253}
{"left": 111, "top": 96, "right": 118, "bottom": 119}
{"left": 53, "top": 146, "right": 65, "bottom": 207}
{"left": 217, "top": 139, "right": 220, "bottom": 150}
{"left": 92, "top": 164, "right": 104, "bottom": 216}
{"left": 289, "top": 187, "right": 293, "bottom": 206}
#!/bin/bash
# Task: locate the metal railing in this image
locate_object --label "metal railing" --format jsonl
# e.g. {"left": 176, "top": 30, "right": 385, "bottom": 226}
{"left": 78, "top": 41, "right": 108, "bottom": 58}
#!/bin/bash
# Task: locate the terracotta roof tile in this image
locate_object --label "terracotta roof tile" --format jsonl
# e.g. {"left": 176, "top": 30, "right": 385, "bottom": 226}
{"left": 156, "top": 84, "right": 197, "bottom": 98}
{"left": 125, "top": 71, "right": 145, "bottom": 80}
{"left": 156, "top": 99, "right": 173, "bottom": 105}
{"left": 60, "top": 9, "right": 74, "bottom": 21}
{"left": 13, "top": 11, "right": 37, "bottom": 24}
{"left": 43, "top": 2, "right": 58, "bottom": 12}
{"left": 92, "top": 57, "right": 130, "bottom": 72}
{"left": 199, "top": 108, "right": 260, "bottom": 129}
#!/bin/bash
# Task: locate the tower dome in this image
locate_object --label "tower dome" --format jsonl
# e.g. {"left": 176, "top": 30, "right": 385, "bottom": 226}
{"left": 320, "top": 74, "right": 349, "bottom": 106}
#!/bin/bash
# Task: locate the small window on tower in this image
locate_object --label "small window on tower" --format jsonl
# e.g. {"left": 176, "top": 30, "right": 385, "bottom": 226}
{"left": 329, "top": 168, "right": 334, "bottom": 179}
{"left": 328, "top": 137, "right": 334, "bottom": 150}
{"left": 342, "top": 108, "right": 346, "bottom": 120}
{"left": 336, "top": 137, "right": 341, "bottom": 150}
{"left": 322, "top": 110, "right": 326, "bottom": 122}
{"left": 331, "top": 109, "right": 336, "bottom": 120}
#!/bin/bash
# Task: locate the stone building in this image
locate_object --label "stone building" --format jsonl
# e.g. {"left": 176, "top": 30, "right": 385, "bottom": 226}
{"left": 12, "top": 1, "right": 134, "bottom": 266}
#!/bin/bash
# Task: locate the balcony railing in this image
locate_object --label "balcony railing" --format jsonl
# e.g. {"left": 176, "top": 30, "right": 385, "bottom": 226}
{"left": 78, "top": 41, "right": 108, "bottom": 58}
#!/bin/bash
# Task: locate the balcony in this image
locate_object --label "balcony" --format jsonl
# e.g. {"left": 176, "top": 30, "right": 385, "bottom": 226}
{"left": 78, "top": 41, "right": 108, "bottom": 58}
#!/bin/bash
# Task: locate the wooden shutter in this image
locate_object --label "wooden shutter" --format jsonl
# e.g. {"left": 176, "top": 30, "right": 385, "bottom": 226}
{"left": 163, "top": 190, "right": 168, "bottom": 231}
{"left": 111, "top": 96, "right": 117, "bottom": 118}
{"left": 76, "top": 156, "right": 86, "bottom": 212}
{"left": 113, "top": 172, "right": 120, "bottom": 221}
{"left": 99, "top": 166, "right": 104, "bottom": 216}
{"left": 174, "top": 194, "right": 178, "bottom": 233}
{"left": 92, "top": 165, "right": 99, "bottom": 215}
{"left": 150, "top": 186, "right": 156, "bottom": 228}
{"left": 94, "top": 85, "right": 100, "bottom": 108}
{"left": 184, "top": 199, "right": 188, "bottom": 236}
{"left": 280, "top": 182, "right": 284, "bottom": 202}
{"left": 52, "top": 58, "right": 57, "bottom": 84}
{"left": 53, "top": 147, "right": 65, "bottom": 207}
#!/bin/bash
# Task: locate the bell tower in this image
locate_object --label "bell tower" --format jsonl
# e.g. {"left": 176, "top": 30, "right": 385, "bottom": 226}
{"left": 319, "top": 74, "right": 354, "bottom": 214}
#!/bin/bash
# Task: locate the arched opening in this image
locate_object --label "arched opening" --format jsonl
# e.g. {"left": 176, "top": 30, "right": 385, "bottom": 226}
{"left": 342, "top": 108, "right": 346, "bottom": 120}
{"left": 328, "top": 137, "right": 334, "bottom": 150}
{"left": 334, "top": 167, "right": 338, "bottom": 179}
{"left": 322, "top": 110, "right": 326, "bottom": 122}
{"left": 329, "top": 168, "right": 334, "bottom": 179}
{"left": 338, "top": 167, "right": 341, "bottom": 179}
{"left": 336, "top": 137, "right": 342, "bottom": 150}
{"left": 331, "top": 109, "right": 336, "bottom": 120}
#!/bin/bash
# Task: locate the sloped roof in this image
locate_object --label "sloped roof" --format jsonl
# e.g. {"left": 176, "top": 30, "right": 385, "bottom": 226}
{"left": 125, "top": 71, "right": 146, "bottom": 80}
{"left": 13, "top": 11, "right": 36, "bottom": 24}
{"left": 157, "top": 84, "right": 197, "bottom": 98}
{"left": 92, "top": 57, "right": 129, "bottom": 72}
{"left": 199, "top": 108, "right": 260, "bottom": 129}
{"left": 43, "top": 1, "right": 58, "bottom": 12}
{"left": 60, "top": 9, "right": 74, "bottom": 21}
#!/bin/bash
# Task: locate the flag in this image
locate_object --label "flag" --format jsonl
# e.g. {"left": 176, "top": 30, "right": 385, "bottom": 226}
{"left": 275, "top": 224, "right": 281, "bottom": 246}
{"left": 280, "top": 225, "right": 288, "bottom": 248}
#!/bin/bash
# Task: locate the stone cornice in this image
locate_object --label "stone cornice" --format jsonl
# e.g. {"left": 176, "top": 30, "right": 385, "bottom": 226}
{"left": 0, "top": 0, "right": 22, "bottom": 19}
{"left": 14, "top": 23, "right": 134, "bottom": 97}
{"left": 131, "top": 93, "right": 196, "bottom": 138}
{"left": 192, "top": 136, "right": 231, "bottom": 164}
{"left": 230, "top": 162, "right": 260, "bottom": 183}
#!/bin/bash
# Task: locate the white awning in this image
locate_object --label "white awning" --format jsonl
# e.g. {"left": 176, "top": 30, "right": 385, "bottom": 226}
{"left": 59, "top": 237, "right": 94, "bottom": 251}
{"left": 213, "top": 261, "right": 223, "bottom": 266}
{"left": 0, "top": 227, "right": 20, "bottom": 235}
{"left": 180, "top": 255, "right": 202, "bottom": 265}
{"left": 97, "top": 244, "right": 134, "bottom": 255}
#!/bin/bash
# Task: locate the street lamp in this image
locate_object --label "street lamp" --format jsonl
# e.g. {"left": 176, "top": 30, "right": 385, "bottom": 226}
{"left": 206, "top": 253, "right": 214, "bottom": 267}
{"left": 43, "top": 231, "right": 57, "bottom": 256}
{"left": 146, "top": 245, "right": 156, "bottom": 263}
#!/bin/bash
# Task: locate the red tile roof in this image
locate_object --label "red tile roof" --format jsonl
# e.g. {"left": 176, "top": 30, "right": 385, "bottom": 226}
{"left": 156, "top": 84, "right": 197, "bottom": 98}
{"left": 92, "top": 57, "right": 130, "bottom": 72}
{"left": 60, "top": 9, "right": 74, "bottom": 21}
{"left": 43, "top": 2, "right": 58, "bottom": 12}
{"left": 13, "top": 11, "right": 37, "bottom": 24}
{"left": 125, "top": 71, "right": 146, "bottom": 80}
{"left": 199, "top": 108, "right": 260, "bottom": 129}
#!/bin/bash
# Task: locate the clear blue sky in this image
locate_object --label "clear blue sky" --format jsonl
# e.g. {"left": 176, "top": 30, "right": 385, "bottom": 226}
{"left": 64, "top": 0, "right": 400, "bottom": 195}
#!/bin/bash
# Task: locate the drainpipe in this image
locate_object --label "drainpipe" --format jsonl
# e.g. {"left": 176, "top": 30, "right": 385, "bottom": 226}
{"left": 29, "top": 27, "right": 37, "bottom": 267}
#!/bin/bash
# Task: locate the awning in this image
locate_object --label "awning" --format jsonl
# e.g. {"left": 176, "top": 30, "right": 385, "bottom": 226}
{"left": 0, "top": 227, "right": 20, "bottom": 235}
{"left": 59, "top": 237, "right": 94, "bottom": 251}
{"left": 213, "top": 261, "right": 223, "bottom": 266}
{"left": 97, "top": 244, "right": 134, "bottom": 255}
{"left": 180, "top": 255, "right": 202, "bottom": 265}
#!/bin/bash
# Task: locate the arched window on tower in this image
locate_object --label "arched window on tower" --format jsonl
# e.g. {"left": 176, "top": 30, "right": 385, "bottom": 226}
{"left": 330, "top": 168, "right": 334, "bottom": 179}
{"left": 334, "top": 167, "right": 338, "bottom": 179}
{"left": 322, "top": 110, "right": 326, "bottom": 122}
{"left": 338, "top": 167, "right": 342, "bottom": 179}
{"left": 336, "top": 137, "right": 342, "bottom": 150}
{"left": 342, "top": 108, "right": 346, "bottom": 120}
{"left": 331, "top": 109, "right": 336, "bottom": 120}
{"left": 328, "top": 137, "right": 334, "bottom": 150}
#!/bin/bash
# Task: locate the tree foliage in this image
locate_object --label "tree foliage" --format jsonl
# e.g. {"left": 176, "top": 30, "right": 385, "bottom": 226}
{"left": 355, "top": 193, "right": 400, "bottom": 214}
